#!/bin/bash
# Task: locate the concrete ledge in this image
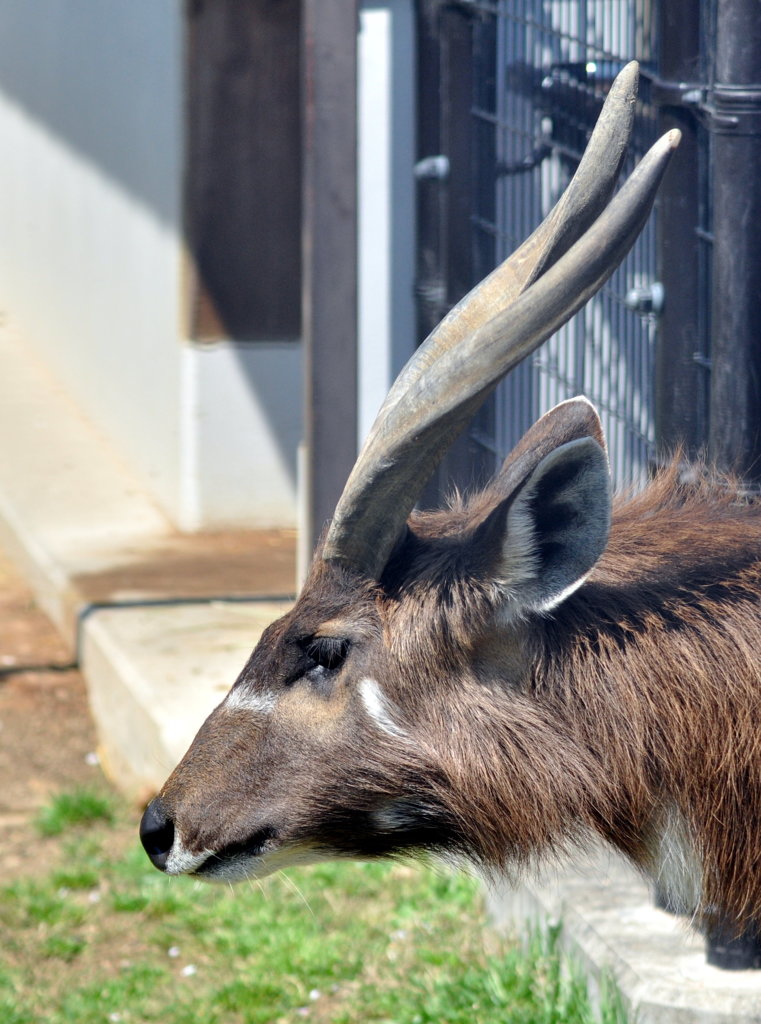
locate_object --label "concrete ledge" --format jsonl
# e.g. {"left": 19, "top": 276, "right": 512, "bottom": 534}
{"left": 0, "top": 322, "right": 295, "bottom": 795}
{"left": 488, "top": 851, "right": 761, "bottom": 1023}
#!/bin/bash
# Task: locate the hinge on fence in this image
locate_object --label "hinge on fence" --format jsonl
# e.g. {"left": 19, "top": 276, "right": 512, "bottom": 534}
{"left": 645, "top": 71, "right": 705, "bottom": 112}
{"left": 709, "top": 84, "right": 761, "bottom": 136}
{"left": 644, "top": 71, "right": 761, "bottom": 136}
{"left": 624, "top": 282, "right": 665, "bottom": 319}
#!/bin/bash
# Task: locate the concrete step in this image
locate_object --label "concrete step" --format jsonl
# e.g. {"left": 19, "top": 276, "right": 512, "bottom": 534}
{"left": 489, "top": 851, "right": 761, "bottom": 1024}
{"left": 0, "top": 322, "right": 295, "bottom": 797}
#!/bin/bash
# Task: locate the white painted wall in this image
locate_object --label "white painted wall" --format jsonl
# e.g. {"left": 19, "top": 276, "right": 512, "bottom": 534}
{"left": 0, "top": 1, "right": 301, "bottom": 530}
{"left": 179, "top": 342, "right": 303, "bottom": 531}
{"left": 357, "top": 0, "right": 417, "bottom": 446}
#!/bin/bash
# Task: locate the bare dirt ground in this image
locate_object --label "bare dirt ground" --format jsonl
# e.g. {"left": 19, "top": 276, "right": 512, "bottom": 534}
{"left": 0, "top": 546, "right": 111, "bottom": 878}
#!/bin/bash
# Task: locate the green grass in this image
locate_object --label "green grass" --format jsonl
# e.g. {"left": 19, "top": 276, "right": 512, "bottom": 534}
{"left": 33, "top": 787, "right": 115, "bottom": 836}
{"left": 1, "top": 790, "right": 628, "bottom": 1024}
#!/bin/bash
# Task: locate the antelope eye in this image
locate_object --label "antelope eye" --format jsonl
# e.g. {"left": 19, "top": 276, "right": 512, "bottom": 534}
{"left": 305, "top": 636, "right": 350, "bottom": 672}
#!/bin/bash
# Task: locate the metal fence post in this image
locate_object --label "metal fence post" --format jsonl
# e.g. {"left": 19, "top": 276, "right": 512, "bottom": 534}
{"left": 708, "top": 0, "right": 761, "bottom": 482}
{"left": 654, "top": 0, "right": 706, "bottom": 462}
{"left": 302, "top": 0, "right": 359, "bottom": 558}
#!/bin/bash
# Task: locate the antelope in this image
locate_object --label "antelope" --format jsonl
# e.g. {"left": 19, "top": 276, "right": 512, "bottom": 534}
{"left": 141, "top": 63, "right": 761, "bottom": 960}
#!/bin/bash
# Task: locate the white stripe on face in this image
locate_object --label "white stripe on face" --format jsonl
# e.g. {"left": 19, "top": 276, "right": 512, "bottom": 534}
{"left": 358, "top": 677, "right": 407, "bottom": 739}
{"left": 223, "top": 686, "right": 278, "bottom": 715}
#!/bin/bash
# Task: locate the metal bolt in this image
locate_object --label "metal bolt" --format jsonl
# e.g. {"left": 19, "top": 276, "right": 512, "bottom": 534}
{"left": 414, "top": 155, "right": 450, "bottom": 181}
{"left": 624, "top": 281, "right": 665, "bottom": 317}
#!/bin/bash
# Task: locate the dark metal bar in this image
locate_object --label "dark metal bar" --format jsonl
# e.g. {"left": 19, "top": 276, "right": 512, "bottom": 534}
{"left": 302, "top": 0, "right": 359, "bottom": 555}
{"left": 708, "top": 0, "right": 761, "bottom": 481}
{"left": 415, "top": 0, "right": 487, "bottom": 506}
{"left": 654, "top": 0, "right": 705, "bottom": 460}
{"left": 705, "top": 0, "right": 761, "bottom": 965}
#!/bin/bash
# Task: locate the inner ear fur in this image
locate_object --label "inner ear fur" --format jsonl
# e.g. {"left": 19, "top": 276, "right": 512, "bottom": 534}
{"left": 475, "top": 436, "right": 612, "bottom": 613}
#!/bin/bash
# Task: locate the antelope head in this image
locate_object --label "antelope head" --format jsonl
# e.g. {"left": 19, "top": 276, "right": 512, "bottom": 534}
{"left": 140, "top": 63, "right": 680, "bottom": 883}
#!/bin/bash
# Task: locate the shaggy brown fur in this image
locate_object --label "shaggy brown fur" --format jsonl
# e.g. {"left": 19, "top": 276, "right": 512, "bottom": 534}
{"left": 543, "top": 467, "right": 761, "bottom": 930}
{"left": 380, "top": 464, "right": 761, "bottom": 933}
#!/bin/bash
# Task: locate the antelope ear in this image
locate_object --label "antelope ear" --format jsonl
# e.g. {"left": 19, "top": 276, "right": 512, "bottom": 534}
{"left": 492, "top": 396, "right": 607, "bottom": 501}
{"left": 478, "top": 437, "right": 611, "bottom": 613}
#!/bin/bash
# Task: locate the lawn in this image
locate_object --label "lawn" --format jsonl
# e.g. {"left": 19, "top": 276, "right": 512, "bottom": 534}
{"left": 0, "top": 788, "right": 627, "bottom": 1024}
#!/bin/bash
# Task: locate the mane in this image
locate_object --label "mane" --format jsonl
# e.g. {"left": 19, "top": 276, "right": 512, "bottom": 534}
{"left": 588, "top": 460, "right": 761, "bottom": 605}
{"left": 529, "top": 461, "right": 761, "bottom": 927}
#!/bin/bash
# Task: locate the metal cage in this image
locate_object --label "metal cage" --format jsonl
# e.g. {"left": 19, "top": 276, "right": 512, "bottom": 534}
{"left": 415, "top": 0, "right": 719, "bottom": 494}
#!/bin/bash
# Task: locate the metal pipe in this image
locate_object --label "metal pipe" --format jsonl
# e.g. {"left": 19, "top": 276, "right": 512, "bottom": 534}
{"left": 708, "top": 0, "right": 761, "bottom": 481}
{"left": 704, "top": 0, "right": 761, "bottom": 968}
{"left": 302, "top": 0, "right": 359, "bottom": 556}
{"left": 654, "top": 0, "right": 705, "bottom": 461}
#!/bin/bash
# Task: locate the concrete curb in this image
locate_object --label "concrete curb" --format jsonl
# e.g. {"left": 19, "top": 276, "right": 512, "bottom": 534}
{"left": 488, "top": 852, "right": 761, "bottom": 1023}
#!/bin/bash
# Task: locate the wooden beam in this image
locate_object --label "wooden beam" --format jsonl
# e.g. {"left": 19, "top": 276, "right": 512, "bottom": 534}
{"left": 302, "top": 0, "right": 359, "bottom": 556}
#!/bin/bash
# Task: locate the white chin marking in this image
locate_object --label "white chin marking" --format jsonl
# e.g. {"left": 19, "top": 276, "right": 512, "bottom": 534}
{"left": 164, "top": 832, "right": 332, "bottom": 883}
{"left": 164, "top": 842, "right": 215, "bottom": 877}
{"left": 359, "top": 677, "right": 407, "bottom": 739}
{"left": 223, "top": 686, "right": 278, "bottom": 715}
{"left": 193, "top": 843, "right": 330, "bottom": 884}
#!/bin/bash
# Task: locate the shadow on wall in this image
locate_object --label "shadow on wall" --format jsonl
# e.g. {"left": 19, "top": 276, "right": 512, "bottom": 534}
{"left": 0, "top": 1, "right": 180, "bottom": 227}
{"left": 0, "top": 0, "right": 303, "bottom": 501}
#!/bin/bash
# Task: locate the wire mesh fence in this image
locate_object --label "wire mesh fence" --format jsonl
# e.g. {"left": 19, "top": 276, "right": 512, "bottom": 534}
{"left": 467, "top": 0, "right": 661, "bottom": 488}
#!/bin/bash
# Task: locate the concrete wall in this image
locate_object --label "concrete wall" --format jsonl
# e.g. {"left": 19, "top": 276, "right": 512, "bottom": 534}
{"left": 0, "top": 1, "right": 301, "bottom": 530}
{"left": 179, "top": 342, "right": 302, "bottom": 530}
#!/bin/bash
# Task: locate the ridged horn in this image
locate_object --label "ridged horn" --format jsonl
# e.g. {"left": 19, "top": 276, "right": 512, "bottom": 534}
{"left": 323, "top": 65, "right": 680, "bottom": 579}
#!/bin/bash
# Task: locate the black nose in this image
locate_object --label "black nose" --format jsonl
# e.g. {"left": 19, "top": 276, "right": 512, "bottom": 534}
{"left": 139, "top": 797, "right": 175, "bottom": 871}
